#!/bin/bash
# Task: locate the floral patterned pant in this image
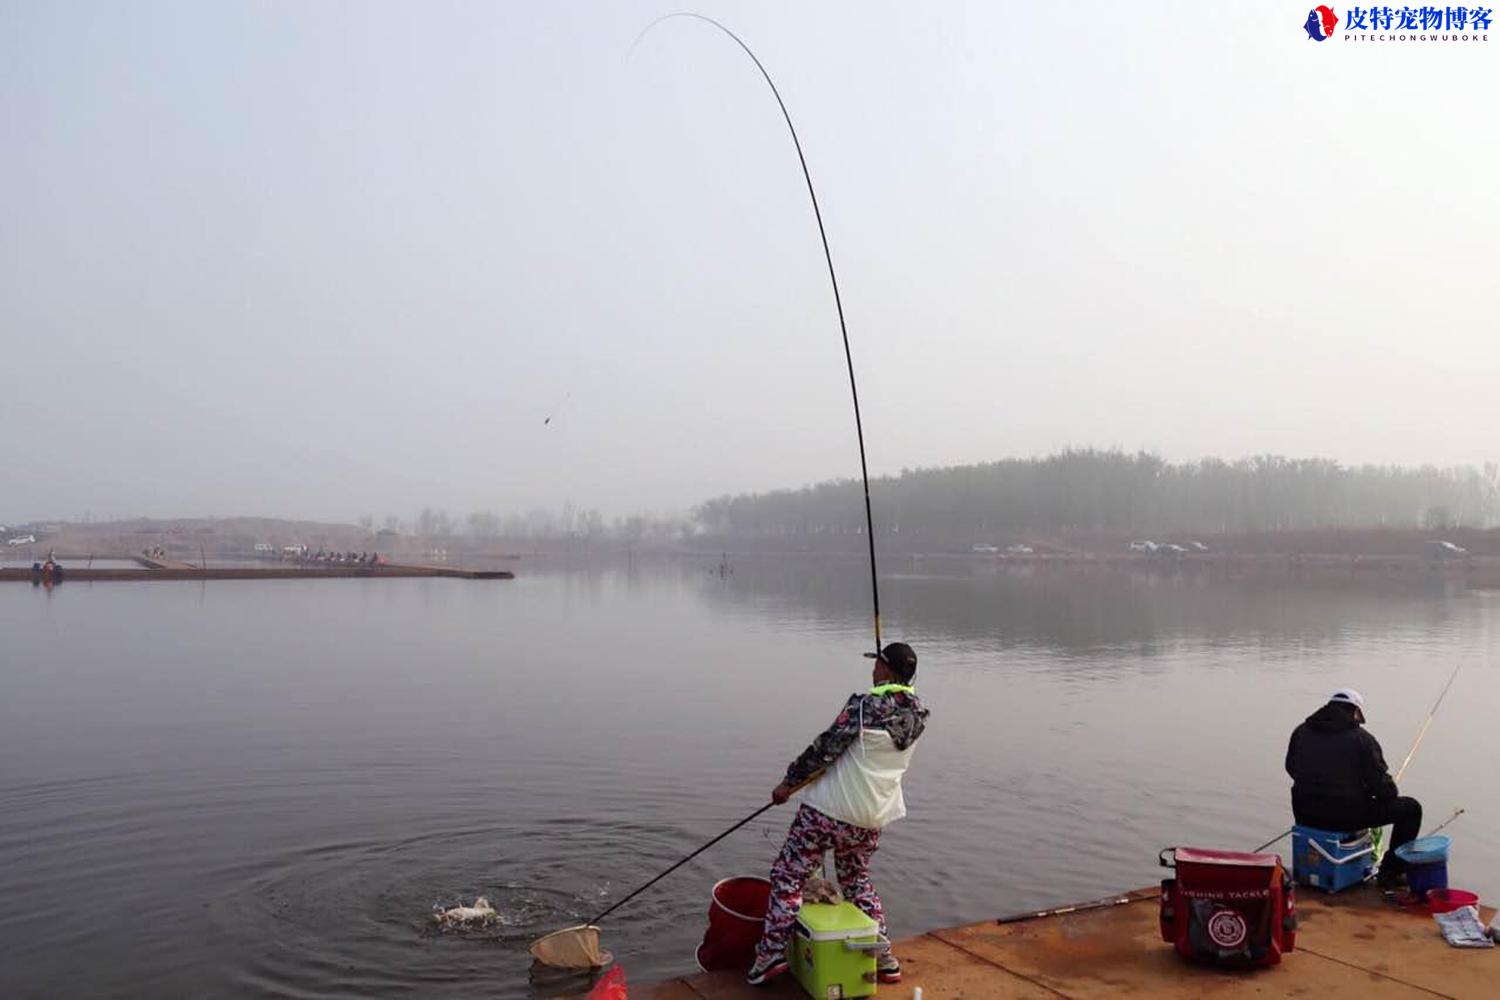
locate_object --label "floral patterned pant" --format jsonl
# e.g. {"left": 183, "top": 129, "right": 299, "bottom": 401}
{"left": 753, "top": 804, "right": 888, "bottom": 962}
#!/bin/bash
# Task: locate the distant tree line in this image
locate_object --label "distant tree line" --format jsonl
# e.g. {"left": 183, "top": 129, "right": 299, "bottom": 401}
{"left": 369, "top": 503, "right": 688, "bottom": 544}
{"left": 692, "top": 450, "right": 1500, "bottom": 548}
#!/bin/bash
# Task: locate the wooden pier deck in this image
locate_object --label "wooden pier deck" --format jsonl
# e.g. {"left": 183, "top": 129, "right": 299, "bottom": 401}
{"left": 634, "top": 885, "right": 1495, "bottom": 999}
{"left": 133, "top": 553, "right": 203, "bottom": 571}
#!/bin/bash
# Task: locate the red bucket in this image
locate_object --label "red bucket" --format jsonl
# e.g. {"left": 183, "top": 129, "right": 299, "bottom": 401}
{"left": 1426, "top": 888, "right": 1479, "bottom": 914}
{"left": 695, "top": 876, "right": 771, "bottom": 972}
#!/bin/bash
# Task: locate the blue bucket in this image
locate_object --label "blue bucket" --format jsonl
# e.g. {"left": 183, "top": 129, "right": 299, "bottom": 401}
{"left": 1394, "top": 836, "right": 1450, "bottom": 898}
{"left": 1393, "top": 836, "right": 1450, "bottom": 866}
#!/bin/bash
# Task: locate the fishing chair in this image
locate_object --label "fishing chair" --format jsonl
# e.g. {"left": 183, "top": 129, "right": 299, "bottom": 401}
{"left": 1290, "top": 826, "right": 1375, "bottom": 893}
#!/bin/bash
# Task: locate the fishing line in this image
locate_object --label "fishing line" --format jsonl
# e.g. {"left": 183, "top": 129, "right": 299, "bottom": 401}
{"left": 632, "top": 12, "right": 883, "bottom": 654}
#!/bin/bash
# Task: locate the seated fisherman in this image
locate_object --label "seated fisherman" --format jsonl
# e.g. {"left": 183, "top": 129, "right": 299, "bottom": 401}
{"left": 1285, "top": 688, "right": 1421, "bottom": 888}
{"left": 747, "top": 642, "right": 929, "bottom": 987}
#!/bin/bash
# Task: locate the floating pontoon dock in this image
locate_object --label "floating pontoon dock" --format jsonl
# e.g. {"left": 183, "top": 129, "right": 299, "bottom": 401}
{"left": 1, "top": 557, "right": 513, "bottom": 582}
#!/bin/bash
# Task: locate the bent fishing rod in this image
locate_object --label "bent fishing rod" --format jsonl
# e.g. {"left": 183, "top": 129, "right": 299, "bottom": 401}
{"left": 634, "top": 12, "right": 883, "bottom": 655}
{"left": 532, "top": 25, "right": 893, "bottom": 963}
{"left": 536, "top": 19, "right": 881, "bottom": 946}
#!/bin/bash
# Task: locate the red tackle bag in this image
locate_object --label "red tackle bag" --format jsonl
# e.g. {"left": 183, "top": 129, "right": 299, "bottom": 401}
{"left": 1158, "top": 846, "right": 1296, "bottom": 967}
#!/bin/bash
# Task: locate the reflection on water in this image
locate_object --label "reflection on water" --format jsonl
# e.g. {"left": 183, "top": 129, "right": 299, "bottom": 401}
{"left": 0, "top": 558, "right": 1494, "bottom": 997}
{"left": 705, "top": 555, "right": 1476, "bottom": 656}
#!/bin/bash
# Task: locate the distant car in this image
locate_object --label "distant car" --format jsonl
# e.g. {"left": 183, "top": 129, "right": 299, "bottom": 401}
{"left": 1005, "top": 544, "right": 1034, "bottom": 554}
{"left": 1160, "top": 543, "right": 1188, "bottom": 555}
{"left": 253, "top": 543, "right": 275, "bottom": 553}
{"left": 1188, "top": 541, "right": 1210, "bottom": 553}
{"left": 971, "top": 543, "right": 1000, "bottom": 554}
{"left": 1128, "top": 540, "right": 1157, "bottom": 553}
{"left": 1427, "top": 540, "right": 1469, "bottom": 559}
{"left": 7, "top": 534, "right": 36, "bottom": 546}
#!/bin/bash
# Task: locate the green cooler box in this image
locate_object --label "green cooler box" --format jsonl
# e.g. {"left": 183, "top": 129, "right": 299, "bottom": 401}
{"left": 788, "top": 901, "right": 884, "bottom": 999}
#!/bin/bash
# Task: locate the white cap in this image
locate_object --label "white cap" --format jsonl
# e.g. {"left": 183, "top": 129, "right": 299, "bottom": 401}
{"left": 1329, "top": 688, "right": 1365, "bottom": 712}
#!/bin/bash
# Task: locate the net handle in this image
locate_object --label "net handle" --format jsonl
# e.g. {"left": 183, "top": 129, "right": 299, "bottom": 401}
{"left": 587, "top": 774, "right": 821, "bottom": 925}
{"left": 587, "top": 801, "right": 776, "bottom": 925}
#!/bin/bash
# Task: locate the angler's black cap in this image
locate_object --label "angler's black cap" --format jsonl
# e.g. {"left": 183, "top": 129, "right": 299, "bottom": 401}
{"left": 867, "top": 642, "right": 917, "bottom": 683}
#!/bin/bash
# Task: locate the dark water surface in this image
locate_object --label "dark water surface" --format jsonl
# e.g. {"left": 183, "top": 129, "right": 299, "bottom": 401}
{"left": 1, "top": 557, "right": 1495, "bottom": 997}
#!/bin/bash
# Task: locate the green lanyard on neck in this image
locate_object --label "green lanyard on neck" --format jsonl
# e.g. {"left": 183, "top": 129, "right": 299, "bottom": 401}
{"left": 869, "top": 683, "right": 915, "bottom": 696}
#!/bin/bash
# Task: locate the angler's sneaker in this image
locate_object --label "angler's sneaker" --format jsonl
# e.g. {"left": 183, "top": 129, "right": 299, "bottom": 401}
{"left": 745, "top": 952, "right": 788, "bottom": 986}
{"left": 876, "top": 953, "right": 902, "bottom": 984}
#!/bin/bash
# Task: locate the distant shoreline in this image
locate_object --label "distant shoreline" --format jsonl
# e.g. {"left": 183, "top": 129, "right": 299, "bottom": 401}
{"left": 4, "top": 516, "right": 1496, "bottom": 589}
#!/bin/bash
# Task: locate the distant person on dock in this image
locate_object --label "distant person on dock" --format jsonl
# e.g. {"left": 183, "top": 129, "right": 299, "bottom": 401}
{"left": 747, "top": 642, "right": 929, "bottom": 987}
{"left": 1285, "top": 688, "right": 1422, "bottom": 889}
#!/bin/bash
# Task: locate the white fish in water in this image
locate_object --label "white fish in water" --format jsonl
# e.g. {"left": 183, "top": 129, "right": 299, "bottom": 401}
{"left": 434, "top": 896, "right": 498, "bottom": 929}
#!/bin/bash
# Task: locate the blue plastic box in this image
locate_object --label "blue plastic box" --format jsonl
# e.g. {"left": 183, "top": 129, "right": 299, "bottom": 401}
{"left": 1291, "top": 825, "right": 1374, "bottom": 893}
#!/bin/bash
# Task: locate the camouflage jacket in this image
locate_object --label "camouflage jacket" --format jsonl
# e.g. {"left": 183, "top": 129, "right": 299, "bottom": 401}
{"left": 784, "top": 688, "right": 929, "bottom": 786}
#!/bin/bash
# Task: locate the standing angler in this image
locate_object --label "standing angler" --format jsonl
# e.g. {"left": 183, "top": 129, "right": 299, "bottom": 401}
{"left": 747, "top": 643, "right": 929, "bottom": 986}
{"left": 1285, "top": 688, "right": 1423, "bottom": 889}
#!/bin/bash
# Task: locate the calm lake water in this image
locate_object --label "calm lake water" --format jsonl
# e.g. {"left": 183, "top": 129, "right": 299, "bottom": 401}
{"left": 1, "top": 557, "right": 1495, "bottom": 997}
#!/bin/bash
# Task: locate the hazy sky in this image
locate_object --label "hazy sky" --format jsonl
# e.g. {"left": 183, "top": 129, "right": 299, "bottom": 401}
{"left": 3, "top": 1, "right": 1495, "bottom": 524}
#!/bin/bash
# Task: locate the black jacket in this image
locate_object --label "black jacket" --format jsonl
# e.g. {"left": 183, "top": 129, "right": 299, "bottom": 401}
{"left": 1285, "top": 702, "right": 1398, "bottom": 822}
